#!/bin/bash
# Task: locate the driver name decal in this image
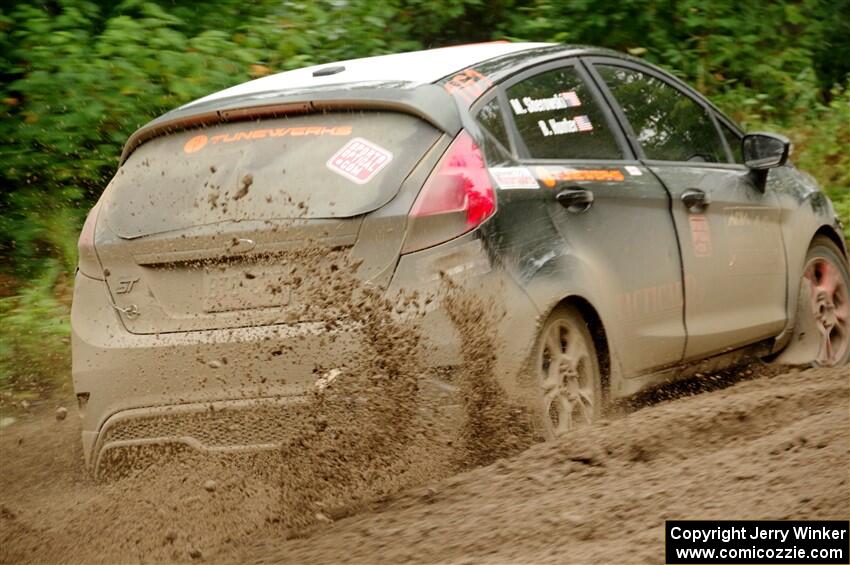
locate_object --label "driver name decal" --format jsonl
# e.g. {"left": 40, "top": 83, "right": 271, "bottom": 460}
{"left": 326, "top": 137, "right": 393, "bottom": 184}
{"left": 537, "top": 114, "right": 593, "bottom": 137}
{"left": 509, "top": 90, "right": 581, "bottom": 115}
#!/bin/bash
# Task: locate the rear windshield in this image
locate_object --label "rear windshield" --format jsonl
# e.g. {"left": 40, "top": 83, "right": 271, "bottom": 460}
{"left": 103, "top": 112, "right": 440, "bottom": 238}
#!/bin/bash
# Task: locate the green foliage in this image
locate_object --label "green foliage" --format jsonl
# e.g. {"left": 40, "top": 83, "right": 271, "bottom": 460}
{"left": 502, "top": 0, "right": 846, "bottom": 108}
{"left": 0, "top": 262, "right": 71, "bottom": 395}
{"left": 715, "top": 83, "right": 850, "bottom": 238}
{"left": 783, "top": 87, "right": 850, "bottom": 239}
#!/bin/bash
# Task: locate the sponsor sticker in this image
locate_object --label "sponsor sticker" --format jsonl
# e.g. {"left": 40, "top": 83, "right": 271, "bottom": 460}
{"left": 688, "top": 214, "right": 713, "bottom": 258}
{"left": 443, "top": 69, "right": 493, "bottom": 104}
{"left": 625, "top": 165, "right": 643, "bottom": 176}
{"left": 489, "top": 167, "right": 540, "bottom": 190}
{"left": 326, "top": 138, "right": 393, "bottom": 184}
{"left": 535, "top": 166, "right": 625, "bottom": 187}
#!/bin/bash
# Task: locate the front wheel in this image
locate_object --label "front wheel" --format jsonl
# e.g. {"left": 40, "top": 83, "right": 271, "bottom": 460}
{"left": 531, "top": 305, "right": 603, "bottom": 440}
{"left": 778, "top": 236, "right": 850, "bottom": 367}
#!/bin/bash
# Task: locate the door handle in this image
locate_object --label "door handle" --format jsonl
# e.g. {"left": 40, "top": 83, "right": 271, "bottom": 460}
{"left": 681, "top": 188, "right": 710, "bottom": 213}
{"left": 556, "top": 187, "right": 594, "bottom": 213}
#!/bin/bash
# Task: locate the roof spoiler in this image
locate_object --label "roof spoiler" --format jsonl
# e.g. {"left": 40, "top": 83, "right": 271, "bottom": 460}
{"left": 120, "top": 84, "right": 462, "bottom": 164}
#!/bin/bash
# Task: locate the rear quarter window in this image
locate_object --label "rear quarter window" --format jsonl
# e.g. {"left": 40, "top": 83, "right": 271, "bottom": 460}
{"left": 475, "top": 98, "right": 512, "bottom": 163}
{"left": 505, "top": 65, "right": 622, "bottom": 160}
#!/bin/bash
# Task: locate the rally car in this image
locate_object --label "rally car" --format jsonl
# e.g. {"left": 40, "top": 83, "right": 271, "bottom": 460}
{"left": 72, "top": 42, "right": 849, "bottom": 471}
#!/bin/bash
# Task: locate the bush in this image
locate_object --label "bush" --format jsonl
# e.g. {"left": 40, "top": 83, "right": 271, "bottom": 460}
{"left": 716, "top": 83, "right": 850, "bottom": 239}
{"left": 0, "top": 263, "right": 71, "bottom": 397}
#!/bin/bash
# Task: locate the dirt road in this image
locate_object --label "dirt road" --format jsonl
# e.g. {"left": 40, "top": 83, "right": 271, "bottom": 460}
{"left": 1, "top": 365, "right": 847, "bottom": 564}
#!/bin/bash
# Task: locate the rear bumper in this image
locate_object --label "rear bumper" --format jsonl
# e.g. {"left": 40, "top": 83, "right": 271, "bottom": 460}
{"left": 90, "top": 396, "right": 308, "bottom": 471}
{"left": 71, "top": 234, "right": 540, "bottom": 470}
{"left": 72, "top": 272, "right": 359, "bottom": 468}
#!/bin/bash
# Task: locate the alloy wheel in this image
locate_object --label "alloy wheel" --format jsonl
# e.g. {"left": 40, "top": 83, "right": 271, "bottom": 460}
{"left": 804, "top": 257, "right": 850, "bottom": 365}
{"left": 538, "top": 318, "right": 596, "bottom": 435}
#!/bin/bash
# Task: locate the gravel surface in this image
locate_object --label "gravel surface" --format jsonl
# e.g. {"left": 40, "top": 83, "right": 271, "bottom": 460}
{"left": 1, "top": 365, "right": 847, "bottom": 564}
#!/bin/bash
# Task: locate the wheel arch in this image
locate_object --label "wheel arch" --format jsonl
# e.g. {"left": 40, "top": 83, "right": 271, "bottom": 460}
{"left": 549, "top": 294, "right": 612, "bottom": 401}
{"left": 812, "top": 224, "right": 848, "bottom": 260}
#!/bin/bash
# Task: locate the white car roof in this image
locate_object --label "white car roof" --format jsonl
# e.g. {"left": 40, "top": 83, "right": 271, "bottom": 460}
{"left": 184, "top": 42, "right": 553, "bottom": 108}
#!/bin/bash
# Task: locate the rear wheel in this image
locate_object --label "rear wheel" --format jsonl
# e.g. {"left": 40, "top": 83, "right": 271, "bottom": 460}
{"left": 531, "top": 305, "right": 602, "bottom": 440}
{"left": 779, "top": 237, "right": 850, "bottom": 366}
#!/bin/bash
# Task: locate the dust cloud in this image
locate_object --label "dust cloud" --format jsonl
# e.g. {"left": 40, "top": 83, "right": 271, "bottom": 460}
{"left": 1, "top": 239, "right": 533, "bottom": 564}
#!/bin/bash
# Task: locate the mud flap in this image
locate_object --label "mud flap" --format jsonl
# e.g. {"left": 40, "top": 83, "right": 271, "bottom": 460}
{"left": 774, "top": 277, "right": 821, "bottom": 365}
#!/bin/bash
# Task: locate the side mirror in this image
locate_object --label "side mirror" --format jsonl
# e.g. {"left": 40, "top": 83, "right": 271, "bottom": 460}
{"left": 742, "top": 132, "right": 790, "bottom": 170}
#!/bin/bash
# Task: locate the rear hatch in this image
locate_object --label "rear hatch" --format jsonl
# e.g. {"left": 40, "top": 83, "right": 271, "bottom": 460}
{"left": 97, "top": 111, "right": 441, "bottom": 334}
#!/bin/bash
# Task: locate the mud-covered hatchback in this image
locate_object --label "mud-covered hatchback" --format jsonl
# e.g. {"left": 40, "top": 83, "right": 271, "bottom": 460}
{"left": 73, "top": 42, "right": 849, "bottom": 472}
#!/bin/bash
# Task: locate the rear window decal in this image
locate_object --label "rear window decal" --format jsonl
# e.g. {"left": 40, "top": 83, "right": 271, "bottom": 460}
{"left": 537, "top": 115, "right": 593, "bottom": 137}
{"left": 326, "top": 138, "right": 393, "bottom": 184}
{"left": 183, "top": 126, "right": 352, "bottom": 154}
{"left": 535, "top": 166, "right": 625, "bottom": 187}
{"left": 443, "top": 69, "right": 493, "bottom": 104}
{"left": 184, "top": 135, "right": 209, "bottom": 154}
{"left": 489, "top": 167, "right": 539, "bottom": 190}
{"left": 509, "top": 91, "right": 581, "bottom": 115}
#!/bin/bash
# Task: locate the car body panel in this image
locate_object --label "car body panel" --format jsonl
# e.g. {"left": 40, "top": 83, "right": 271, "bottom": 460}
{"left": 72, "top": 271, "right": 336, "bottom": 465}
{"left": 121, "top": 85, "right": 463, "bottom": 164}
{"left": 649, "top": 162, "right": 788, "bottom": 359}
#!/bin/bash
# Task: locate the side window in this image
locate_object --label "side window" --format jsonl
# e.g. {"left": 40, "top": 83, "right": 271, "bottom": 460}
{"left": 505, "top": 65, "right": 622, "bottom": 160}
{"left": 596, "top": 65, "right": 727, "bottom": 163}
{"left": 476, "top": 97, "right": 512, "bottom": 161}
{"left": 719, "top": 121, "right": 743, "bottom": 164}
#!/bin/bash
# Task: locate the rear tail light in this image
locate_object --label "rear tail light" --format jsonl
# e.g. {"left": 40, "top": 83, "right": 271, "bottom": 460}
{"left": 401, "top": 130, "right": 495, "bottom": 254}
{"left": 77, "top": 201, "right": 104, "bottom": 279}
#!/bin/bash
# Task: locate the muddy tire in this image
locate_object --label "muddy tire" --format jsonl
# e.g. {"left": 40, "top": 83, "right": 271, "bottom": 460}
{"left": 529, "top": 305, "right": 603, "bottom": 440}
{"left": 778, "top": 236, "right": 850, "bottom": 367}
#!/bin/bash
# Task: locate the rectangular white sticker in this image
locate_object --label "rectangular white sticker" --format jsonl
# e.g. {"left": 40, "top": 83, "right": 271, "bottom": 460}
{"left": 489, "top": 167, "right": 539, "bottom": 190}
{"left": 625, "top": 165, "right": 643, "bottom": 176}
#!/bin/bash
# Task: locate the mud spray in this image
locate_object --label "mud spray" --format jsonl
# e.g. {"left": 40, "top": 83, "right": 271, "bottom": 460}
{"left": 0, "top": 237, "right": 532, "bottom": 564}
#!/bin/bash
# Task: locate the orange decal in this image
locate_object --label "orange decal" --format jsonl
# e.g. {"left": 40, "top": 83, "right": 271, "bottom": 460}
{"left": 535, "top": 167, "right": 625, "bottom": 187}
{"left": 444, "top": 69, "right": 493, "bottom": 104}
{"left": 183, "top": 134, "right": 209, "bottom": 153}
{"left": 688, "top": 214, "right": 713, "bottom": 258}
{"left": 183, "top": 126, "right": 351, "bottom": 154}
